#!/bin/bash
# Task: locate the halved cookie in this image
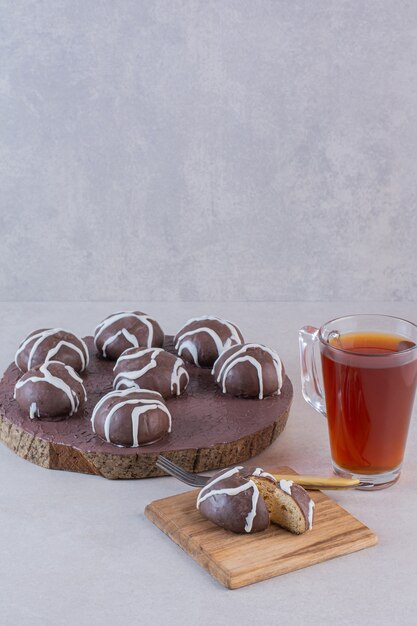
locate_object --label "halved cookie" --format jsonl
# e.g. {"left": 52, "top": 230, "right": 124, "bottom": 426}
{"left": 252, "top": 477, "right": 314, "bottom": 534}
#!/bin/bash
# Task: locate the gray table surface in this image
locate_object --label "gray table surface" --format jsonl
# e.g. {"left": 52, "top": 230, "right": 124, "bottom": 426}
{"left": 1, "top": 301, "right": 416, "bottom": 626}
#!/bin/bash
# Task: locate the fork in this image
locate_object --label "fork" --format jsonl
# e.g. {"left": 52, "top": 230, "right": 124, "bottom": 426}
{"left": 155, "top": 455, "right": 374, "bottom": 490}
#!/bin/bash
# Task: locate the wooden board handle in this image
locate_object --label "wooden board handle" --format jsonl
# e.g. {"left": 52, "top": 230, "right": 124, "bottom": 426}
{"left": 273, "top": 474, "right": 360, "bottom": 490}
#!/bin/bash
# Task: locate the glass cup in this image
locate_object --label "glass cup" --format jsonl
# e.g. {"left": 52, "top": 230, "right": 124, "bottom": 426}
{"left": 299, "top": 314, "right": 417, "bottom": 489}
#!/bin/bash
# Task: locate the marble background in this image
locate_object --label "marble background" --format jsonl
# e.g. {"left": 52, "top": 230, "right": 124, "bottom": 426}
{"left": 1, "top": 1, "right": 417, "bottom": 302}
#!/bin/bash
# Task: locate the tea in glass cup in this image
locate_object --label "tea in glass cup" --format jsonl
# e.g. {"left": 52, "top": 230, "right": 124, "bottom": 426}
{"left": 299, "top": 315, "right": 417, "bottom": 489}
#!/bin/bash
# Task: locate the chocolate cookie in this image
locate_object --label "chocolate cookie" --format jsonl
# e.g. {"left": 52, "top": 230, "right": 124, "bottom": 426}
{"left": 212, "top": 343, "right": 284, "bottom": 399}
{"left": 94, "top": 311, "right": 164, "bottom": 360}
{"left": 15, "top": 328, "right": 89, "bottom": 373}
{"left": 113, "top": 347, "right": 189, "bottom": 398}
{"left": 14, "top": 361, "right": 87, "bottom": 420}
{"left": 174, "top": 315, "right": 243, "bottom": 368}
{"left": 196, "top": 466, "right": 270, "bottom": 533}
{"left": 91, "top": 388, "right": 171, "bottom": 447}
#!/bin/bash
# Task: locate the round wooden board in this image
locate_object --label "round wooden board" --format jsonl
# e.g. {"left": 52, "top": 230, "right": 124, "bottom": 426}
{"left": 0, "top": 337, "right": 293, "bottom": 479}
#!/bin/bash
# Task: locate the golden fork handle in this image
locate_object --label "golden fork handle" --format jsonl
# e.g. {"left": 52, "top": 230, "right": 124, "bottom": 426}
{"left": 273, "top": 474, "right": 360, "bottom": 490}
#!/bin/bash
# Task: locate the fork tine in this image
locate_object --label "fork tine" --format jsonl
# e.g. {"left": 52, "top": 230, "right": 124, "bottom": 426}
{"left": 156, "top": 456, "right": 186, "bottom": 475}
{"left": 156, "top": 455, "right": 190, "bottom": 476}
{"left": 156, "top": 455, "right": 180, "bottom": 470}
{"left": 183, "top": 472, "right": 206, "bottom": 485}
{"left": 156, "top": 456, "right": 174, "bottom": 469}
{"left": 155, "top": 455, "right": 192, "bottom": 479}
{"left": 155, "top": 455, "right": 208, "bottom": 486}
{"left": 155, "top": 463, "right": 196, "bottom": 486}
{"left": 157, "top": 458, "right": 196, "bottom": 482}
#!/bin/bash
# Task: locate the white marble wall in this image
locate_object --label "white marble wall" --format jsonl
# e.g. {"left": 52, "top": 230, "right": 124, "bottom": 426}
{"left": 1, "top": 1, "right": 417, "bottom": 302}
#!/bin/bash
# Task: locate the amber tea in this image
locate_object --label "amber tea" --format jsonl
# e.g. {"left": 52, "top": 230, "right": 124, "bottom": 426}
{"left": 321, "top": 331, "right": 417, "bottom": 475}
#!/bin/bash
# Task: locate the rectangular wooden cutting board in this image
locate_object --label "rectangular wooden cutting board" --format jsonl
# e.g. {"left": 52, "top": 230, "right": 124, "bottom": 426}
{"left": 144, "top": 466, "right": 378, "bottom": 589}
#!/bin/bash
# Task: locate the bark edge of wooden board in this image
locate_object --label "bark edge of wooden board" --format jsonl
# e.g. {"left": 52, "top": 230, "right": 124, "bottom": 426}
{"left": 144, "top": 466, "right": 378, "bottom": 589}
{"left": 0, "top": 408, "right": 290, "bottom": 479}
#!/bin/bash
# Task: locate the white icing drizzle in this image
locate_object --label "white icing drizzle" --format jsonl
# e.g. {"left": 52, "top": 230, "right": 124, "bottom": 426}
{"left": 171, "top": 357, "right": 189, "bottom": 395}
{"left": 308, "top": 499, "right": 315, "bottom": 530}
{"left": 279, "top": 479, "right": 293, "bottom": 495}
{"left": 129, "top": 405, "right": 153, "bottom": 447}
{"left": 94, "top": 312, "right": 156, "bottom": 357}
{"left": 14, "top": 361, "right": 85, "bottom": 416}
{"left": 113, "top": 347, "right": 164, "bottom": 369}
{"left": 113, "top": 352, "right": 159, "bottom": 389}
{"left": 80, "top": 338, "right": 89, "bottom": 367}
{"left": 197, "top": 466, "right": 243, "bottom": 506}
{"left": 113, "top": 349, "right": 188, "bottom": 396}
{"left": 15, "top": 329, "right": 89, "bottom": 371}
{"left": 251, "top": 467, "right": 276, "bottom": 482}
{"left": 103, "top": 399, "right": 170, "bottom": 443}
{"left": 177, "top": 339, "right": 200, "bottom": 366}
{"left": 224, "top": 355, "right": 265, "bottom": 398}
{"left": 175, "top": 316, "right": 243, "bottom": 366}
{"left": 91, "top": 389, "right": 171, "bottom": 445}
{"left": 102, "top": 328, "right": 139, "bottom": 357}
{"left": 179, "top": 315, "right": 242, "bottom": 344}
{"left": 245, "top": 480, "right": 260, "bottom": 532}
{"left": 91, "top": 388, "right": 126, "bottom": 430}
{"left": 196, "top": 466, "right": 260, "bottom": 533}
{"left": 63, "top": 364, "right": 88, "bottom": 401}
{"left": 29, "top": 402, "right": 39, "bottom": 420}
{"left": 177, "top": 328, "right": 227, "bottom": 361}
{"left": 214, "top": 343, "right": 283, "bottom": 399}
{"left": 91, "top": 388, "right": 164, "bottom": 428}
{"left": 114, "top": 378, "right": 138, "bottom": 390}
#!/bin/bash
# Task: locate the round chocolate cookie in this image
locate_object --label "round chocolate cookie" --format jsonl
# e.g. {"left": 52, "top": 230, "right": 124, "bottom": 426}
{"left": 15, "top": 328, "right": 89, "bottom": 373}
{"left": 174, "top": 315, "right": 244, "bottom": 368}
{"left": 91, "top": 388, "right": 171, "bottom": 447}
{"left": 14, "top": 361, "right": 87, "bottom": 420}
{"left": 196, "top": 466, "right": 270, "bottom": 534}
{"left": 113, "top": 347, "right": 189, "bottom": 399}
{"left": 212, "top": 343, "right": 284, "bottom": 399}
{"left": 197, "top": 466, "right": 315, "bottom": 535}
{"left": 94, "top": 311, "right": 164, "bottom": 360}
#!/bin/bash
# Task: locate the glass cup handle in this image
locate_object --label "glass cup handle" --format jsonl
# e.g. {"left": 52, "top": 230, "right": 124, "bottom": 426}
{"left": 299, "top": 326, "right": 327, "bottom": 417}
